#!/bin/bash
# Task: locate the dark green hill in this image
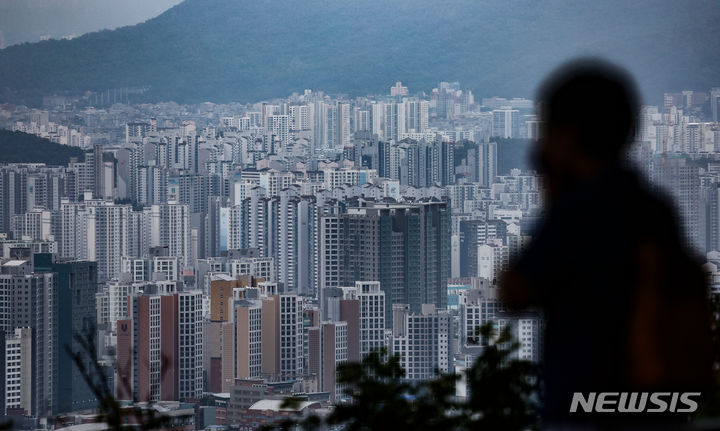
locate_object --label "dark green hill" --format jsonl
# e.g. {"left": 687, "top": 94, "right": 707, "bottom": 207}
{"left": 0, "top": 0, "right": 718, "bottom": 105}
{"left": 0, "top": 129, "right": 85, "bottom": 165}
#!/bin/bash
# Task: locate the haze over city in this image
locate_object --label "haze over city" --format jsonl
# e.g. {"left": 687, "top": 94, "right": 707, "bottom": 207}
{"left": 0, "top": 1, "right": 719, "bottom": 430}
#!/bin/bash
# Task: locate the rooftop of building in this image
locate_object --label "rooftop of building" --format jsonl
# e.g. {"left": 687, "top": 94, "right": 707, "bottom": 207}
{"left": 248, "top": 399, "right": 320, "bottom": 412}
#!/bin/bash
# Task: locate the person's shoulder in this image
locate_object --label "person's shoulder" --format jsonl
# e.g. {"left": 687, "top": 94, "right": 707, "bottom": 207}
{"left": 632, "top": 176, "right": 675, "bottom": 221}
{"left": 624, "top": 173, "right": 685, "bottom": 242}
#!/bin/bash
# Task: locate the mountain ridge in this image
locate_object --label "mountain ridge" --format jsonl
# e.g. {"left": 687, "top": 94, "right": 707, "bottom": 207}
{"left": 1, "top": 0, "right": 719, "bottom": 106}
{"left": 0, "top": 129, "right": 85, "bottom": 165}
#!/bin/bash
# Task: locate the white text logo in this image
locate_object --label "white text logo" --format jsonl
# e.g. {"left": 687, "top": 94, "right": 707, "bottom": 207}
{"left": 569, "top": 392, "right": 700, "bottom": 413}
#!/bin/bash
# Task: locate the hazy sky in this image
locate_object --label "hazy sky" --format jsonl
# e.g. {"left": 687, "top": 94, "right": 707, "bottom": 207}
{"left": 0, "top": 0, "right": 182, "bottom": 47}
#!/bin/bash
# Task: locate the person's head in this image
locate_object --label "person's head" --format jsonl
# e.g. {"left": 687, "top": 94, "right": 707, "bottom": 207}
{"left": 535, "top": 58, "right": 639, "bottom": 187}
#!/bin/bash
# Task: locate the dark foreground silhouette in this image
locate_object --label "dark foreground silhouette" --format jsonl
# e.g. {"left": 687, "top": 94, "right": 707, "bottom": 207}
{"left": 501, "top": 59, "right": 714, "bottom": 429}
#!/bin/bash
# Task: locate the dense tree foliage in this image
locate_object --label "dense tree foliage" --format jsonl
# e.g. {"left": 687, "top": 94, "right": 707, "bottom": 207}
{"left": 0, "top": 129, "right": 85, "bottom": 165}
{"left": 0, "top": 0, "right": 718, "bottom": 106}
{"left": 268, "top": 323, "right": 539, "bottom": 431}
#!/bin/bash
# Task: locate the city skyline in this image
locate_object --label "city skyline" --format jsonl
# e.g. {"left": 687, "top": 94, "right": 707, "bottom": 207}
{"left": 0, "top": 75, "right": 718, "bottom": 429}
{"left": 0, "top": 0, "right": 719, "bottom": 427}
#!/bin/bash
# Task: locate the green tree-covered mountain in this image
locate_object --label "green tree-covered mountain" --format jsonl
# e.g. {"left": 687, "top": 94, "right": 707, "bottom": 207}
{"left": 0, "top": 0, "right": 718, "bottom": 105}
{"left": 0, "top": 129, "right": 85, "bottom": 165}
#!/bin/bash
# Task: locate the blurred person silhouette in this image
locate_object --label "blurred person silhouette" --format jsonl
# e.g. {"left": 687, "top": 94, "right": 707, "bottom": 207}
{"left": 500, "top": 58, "right": 713, "bottom": 429}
